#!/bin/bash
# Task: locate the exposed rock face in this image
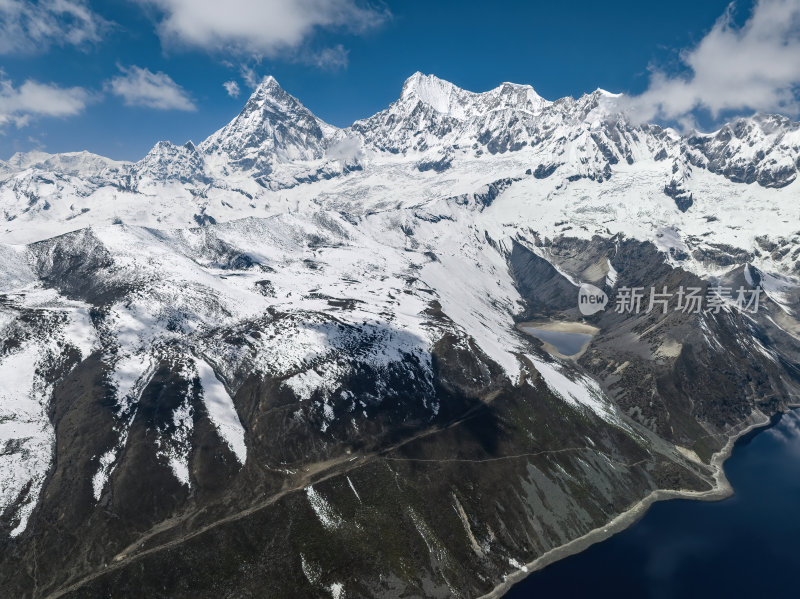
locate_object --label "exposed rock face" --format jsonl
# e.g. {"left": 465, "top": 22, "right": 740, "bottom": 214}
{"left": 663, "top": 179, "right": 693, "bottom": 212}
{"left": 0, "top": 74, "right": 799, "bottom": 598}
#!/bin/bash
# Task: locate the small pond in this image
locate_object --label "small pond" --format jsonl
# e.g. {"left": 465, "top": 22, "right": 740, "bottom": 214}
{"left": 520, "top": 326, "right": 593, "bottom": 356}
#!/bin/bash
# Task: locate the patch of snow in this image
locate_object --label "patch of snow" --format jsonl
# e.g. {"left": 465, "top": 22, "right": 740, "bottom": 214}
{"left": 528, "top": 355, "right": 629, "bottom": 430}
{"left": 759, "top": 271, "right": 797, "bottom": 316}
{"left": 306, "top": 485, "right": 342, "bottom": 530}
{"left": 605, "top": 257, "right": 618, "bottom": 287}
{"left": 155, "top": 393, "right": 194, "bottom": 487}
{"left": 196, "top": 358, "right": 246, "bottom": 464}
{"left": 91, "top": 352, "right": 157, "bottom": 501}
{"left": 92, "top": 450, "right": 116, "bottom": 501}
{"left": 300, "top": 553, "right": 321, "bottom": 585}
{"left": 329, "top": 582, "right": 345, "bottom": 599}
{"left": 507, "top": 557, "right": 529, "bottom": 572}
{"left": 284, "top": 369, "right": 328, "bottom": 401}
{"left": 62, "top": 304, "right": 98, "bottom": 358}
{"left": 347, "top": 476, "right": 362, "bottom": 503}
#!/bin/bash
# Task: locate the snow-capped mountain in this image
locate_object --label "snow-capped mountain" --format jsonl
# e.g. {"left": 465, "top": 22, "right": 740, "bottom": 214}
{"left": 0, "top": 150, "right": 129, "bottom": 177}
{"left": 2, "top": 73, "right": 799, "bottom": 275}
{"left": 201, "top": 75, "right": 337, "bottom": 178}
{"left": 1, "top": 74, "right": 799, "bottom": 598}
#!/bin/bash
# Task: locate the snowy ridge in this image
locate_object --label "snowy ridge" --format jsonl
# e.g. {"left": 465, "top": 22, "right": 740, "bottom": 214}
{"left": 0, "top": 73, "right": 798, "bottom": 279}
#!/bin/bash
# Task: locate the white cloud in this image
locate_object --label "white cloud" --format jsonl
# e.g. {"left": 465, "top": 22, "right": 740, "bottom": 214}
{"left": 305, "top": 44, "right": 349, "bottom": 69}
{"left": 326, "top": 135, "right": 363, "bottom": 162}
{"left": 240, "top": 65, "right": 258, "bottom": 89}
{"left": 134, "top": 0, "right": 388, "bottom": 57}
{"left": 223, "top": 80, "right": 240, "bottom": 98}
{"left": 235, "top": 42, "right": 349, "bottom": 95}
{"left": 0, "top": 0, "right": 108, "bottom": 54}
{"left": 0, "top": 75, "right": 91, "bottom": 127}
{"left": 616, "top": 0, "right": 800, "bottom": 124}
{"left": 108, "top": 65, "right": 196, "bottom": 111}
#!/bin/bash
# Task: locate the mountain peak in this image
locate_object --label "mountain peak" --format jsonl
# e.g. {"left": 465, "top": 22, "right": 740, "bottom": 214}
{"left": 402, "top": 71, "right": 448, "bottom": 92}
{"left": 490, "top": 81, "right": 548, "bottom": 111}
{"left": 399, "top": 73, "right": 550, "bottom": 117}
{"left": 253, "top": 75, "right": 280, "bottom": 93}
{"left": 5, "top": 149, "right": 128, "bottom": 175}
{"left": 400, "top": 72, "right": 473, "bottom": 117}
{"left": 594, "top": 88, "right": 622, "bottom": 98}
{"left": 244, "top": 75, "right": 289, "bottom": 108}
{"left": 199, "top": 74, "right": 334, "bottom": 173}
{"left": 7, "top": 150, "right": 54, "bottom": 169}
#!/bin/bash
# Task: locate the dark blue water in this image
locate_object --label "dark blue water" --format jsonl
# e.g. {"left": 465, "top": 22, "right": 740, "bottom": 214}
{"left": 505, "top": 410, "right": 800, "bottom": 599}
{"left": 520, "top": 327, "right": 592, "bottom": 356}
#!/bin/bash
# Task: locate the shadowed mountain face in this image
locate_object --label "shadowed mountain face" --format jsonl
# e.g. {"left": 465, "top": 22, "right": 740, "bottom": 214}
{"left": 0, "top": 75, "right": 799, "bottom": 598}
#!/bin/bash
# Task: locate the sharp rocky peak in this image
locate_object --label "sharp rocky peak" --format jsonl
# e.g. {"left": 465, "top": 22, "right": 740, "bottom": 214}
{"left": 198, "top": 76, "right": 336, "bottom": 173}
{"left": 242, "top": 76, "right": 291, "bottom": 109}
{"left": 208, "top": 76, "right": 318, "bottom": 135}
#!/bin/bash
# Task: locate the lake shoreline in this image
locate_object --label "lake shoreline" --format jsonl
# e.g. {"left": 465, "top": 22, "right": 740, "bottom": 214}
{"left": 516, "top": 320, "right": 598, "bottom": 359}
{"left": 480, "top": 408, "right": 780, "bottom": 599}
{"left": 516, "top": 320, "right": 600, "bottom": 336}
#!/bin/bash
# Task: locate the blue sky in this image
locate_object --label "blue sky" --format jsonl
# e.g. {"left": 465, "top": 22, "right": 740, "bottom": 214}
{"left": 0, "top": 0, "right": 797, "bottom": 161}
